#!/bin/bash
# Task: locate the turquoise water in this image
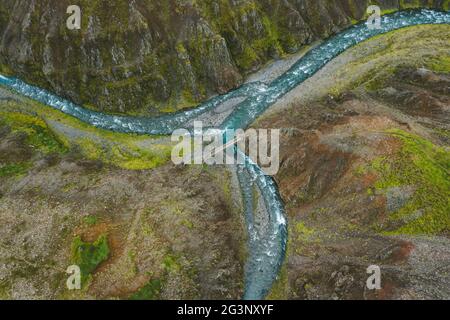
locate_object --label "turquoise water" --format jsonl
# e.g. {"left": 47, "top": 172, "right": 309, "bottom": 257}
{"left": 0, "top": 9, "right": 449, "bottom": 300}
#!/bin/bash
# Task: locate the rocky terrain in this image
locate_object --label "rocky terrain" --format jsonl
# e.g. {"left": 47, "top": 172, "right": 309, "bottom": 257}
{"left": 0, "top": 5, "right": 449, "bottom": 301}
{"left": 0, "top": 1, "right": 447, "bottom": 114}
{"left": 252, "top": 25, "right": 450, "bottom": 300}
{"left": 0, "top": 90, "right": 246, "bottom": 299}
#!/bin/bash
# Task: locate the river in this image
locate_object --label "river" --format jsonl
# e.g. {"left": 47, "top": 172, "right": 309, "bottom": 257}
{"left": 0, "top": 9, "right": 449, "bottom": 300}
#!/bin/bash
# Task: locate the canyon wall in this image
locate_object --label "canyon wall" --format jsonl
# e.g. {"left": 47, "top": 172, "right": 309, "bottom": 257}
{"left": 0, "top": 0, "right": 447, "bottom": 114}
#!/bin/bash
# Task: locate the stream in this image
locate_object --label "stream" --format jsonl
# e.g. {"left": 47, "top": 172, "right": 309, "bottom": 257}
{"left": 0, "top": 9, "right": 449, "bottom": 300}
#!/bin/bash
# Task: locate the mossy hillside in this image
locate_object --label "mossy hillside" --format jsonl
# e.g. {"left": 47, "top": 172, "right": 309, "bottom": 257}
{"left": 0, "top": 0, "right": 239, "bottom": 115}
{"left": 0, "top": 110, "right": 68, "bottom": 179}
{"left": 0, "top": 281, "right": 9, "bottom": 299}
{"left": 0, "top": 163, "right": 31, "bottom": 178}
{"left": 71, "top": 234, "right": 110, "bottom": 286}
{"left": 0, "top": 97, "right": 173, "bottom": 171}
{"left": 3, "top": 0, "right": 446, "bottom": 115}
{"left": 197, "top": 0, "right": 285, "bottom": 71}
{"left": 266, "top": 262, "right": 289, "bottom": 300}
{"left": 445, "top": 0, "right": 450, "bottom": 11}
{"left": 0, "top": 111, "right": 68, "bottom": 155}
{"left": 370, "top": 129, "right": 449, "bottom": 235}
{"left": 0, "top": 3, "right": 8, "bottom": 32}
{"left": 73, "top": 137, "right": 172, "bottom": 170}
{"left": 427, "top": 55, "right": 450, "bottom": 73}
{"left": 128, "top": 252, "right": 193, "bottom": 299}
{"left": 266, "top": 218, "right": 324, "bottom": 299}
{"left": 326, "top": 25, "right": 450, "bottom": 96}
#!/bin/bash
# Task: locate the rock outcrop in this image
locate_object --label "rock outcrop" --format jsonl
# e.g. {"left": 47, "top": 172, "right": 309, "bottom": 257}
{"left": 0, "top": 0, "right": 446, "bottom": 114}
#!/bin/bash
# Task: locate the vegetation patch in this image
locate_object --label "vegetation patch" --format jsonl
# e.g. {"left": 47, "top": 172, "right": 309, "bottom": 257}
{"left": 427, "top": 55, "right": 450, "bottom": 74}
{"left": 0, "top": 99, "right": 172, "bottom": 171}
{"left": 129, "top": 279, "right": 163, "bottom": 300}
{"left": 71, "top": 234, "right": 110, "bottom": 286}
{"left": 326, "top": 25, "right": 450, "bottom": 96}
{"left": 0, "top": 111, "right": 67, "bottom": 154}
{"left": 162, "top": 254, "right": 182, "bottom": 273}
{"left": 294, "top": 222, "right": 316, "bottom": 242}
{"left": 82, "top": 215, "right": 98, "bottom": 226}
{"left": 370, "top": 129, "right": 449, "bottom": 235}
{"left": 0, "top": 281, "right": 9, "bottom": 299}
{"left": 266, "top": 263, "right": 288, "bottom": 300}
{"left": 0, "top": 162, "right": 30, "bottom": 178}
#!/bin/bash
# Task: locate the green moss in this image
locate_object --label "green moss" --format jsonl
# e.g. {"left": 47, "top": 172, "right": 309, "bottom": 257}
{"left": 0, "top": 281, "right": 9, "bottom": 299}
{"left": 181, "top": 219, "right": 194, "bottom": 230}
{"left": 71, "top": 234, "right": 110, "bottom": 285}
{"left": 237, "top": 46, "right": 260, "bottom": 70}
{"left": 444, "top": 0, "right": 450, "bottom": 11}
{"left": 76, "top": 138, "right": 105, "bottom": 160}
{"left": 110, "top": 144, "right": 171, "bottom": 170}
{"left": 267, "top": 227, "right": 292, "bottom": 299}
{"left": 82, "top": 215, "right": 98, "bottom": 226}
{"left": 294, "top": 222, "right": 316, "bottom": 242}
{"left": 0, "top": 162, "right": 30, "bottom": 178}
{"left": 73, "top": 137, "right": 171, "bottom": 171}
{"left": 399, "top": 0, "right": 422, "bottom": 9}
{"left": 199, "top": 0, "right": 286, "bottom": 72}
{"left": 162, "top": 254, "right": 181, "bottom": 273}
{"left": 355, "top": 164, "right": 368, "bottom": 176}
{"left": 266, "top": 263, "right": 289, "bottom": 300}
{"left": 433, "top": 128, "right": 450, "bottom": 140}
{"left": 0, "top": 63, "right": 13, "bottom": 76}
{"left": 371, "top": 129, "right": 450, "bottom": 235}
{"left": 129, "top": 279, "right": 162, "bottom": 300}
{"left": 62, "top": 182, "right": 78, "bottom": 192}
{"left": 0, "top": 111, "right": 68, "bottom": 154}
{"left": 0, "top": 99, "right": 172, "bottom": 171}
{"left": 327, "top": 25, "right": 450, "bottom": 95}
{"left": 427, "top": 55, "right": 450, "bottom": 74}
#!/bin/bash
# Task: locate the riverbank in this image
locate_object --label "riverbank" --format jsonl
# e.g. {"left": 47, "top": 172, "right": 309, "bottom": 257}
{"left": 252, "top": 24, "right": 450, "bottom": 300}
{"left": 261, "top": 24, "right": 450, "bottom": 119}
{"left": 4, "top": 0, "right": 445, "bottom": 115}
{"left": 0, "top": 90, "right": 248, "bottom": 300}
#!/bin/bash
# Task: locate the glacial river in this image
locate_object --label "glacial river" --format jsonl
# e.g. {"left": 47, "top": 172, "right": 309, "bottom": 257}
{"left": 0, "top": 9, "right": 449, "bottom": 300}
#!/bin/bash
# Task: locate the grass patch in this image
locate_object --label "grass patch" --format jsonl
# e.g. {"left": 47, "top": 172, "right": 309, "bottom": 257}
{"left": 427, "top": 55, "right": 450, "bottom": 74}
{"left": 82, "top": 215, "right": 98, "bottom": 226}
{"left": 71, "top": 234, "right": 110, "bottom": 286}
{"left": 266, "top": 262, "right": 289, "bottom": 300}
{"left": 294, "top": 222, "right": 316, "bottom": 242}
{"left": 0, "top": 282, "right": 9, "bottom": 299}
{"left": 0, "top": 98, "right": 172, "bottom": 170}
{"left": 129, "top": 279, "right": 162, "bottom": 300}
{"left": 0, "top": 111, "right": 67, "bottom": 154}
{"left": 371, "top": 129, "right": 449, "bottom": 235}
{"left": 109, "top": 144, "right": 171, "bottom": 170}
{"left": 0, "top": 162, "right": 30, "bottom": 178}
{"left": 326, "top": 25, "right": 450, "bottom": 96}
{"left": 433, "top": 128, "right": 450, "bottom": 140}
{"left": 76, "top": 138, "right": 105, "bottom": 160}
{"left": 162, "top": 254, "right": 181, "bottom": 273}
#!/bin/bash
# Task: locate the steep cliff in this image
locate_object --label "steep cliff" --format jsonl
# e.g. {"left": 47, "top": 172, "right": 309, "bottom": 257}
{"left": 0, "top": 0, "right": 447, "bottom": 114}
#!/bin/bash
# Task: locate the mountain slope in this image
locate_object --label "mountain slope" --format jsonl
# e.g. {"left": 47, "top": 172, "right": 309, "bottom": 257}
{"left": 0, "top": 0, "right": 446, "bottom": 114}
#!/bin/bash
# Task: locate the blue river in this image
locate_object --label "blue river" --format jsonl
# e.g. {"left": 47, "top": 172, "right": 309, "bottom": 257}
{"left": 0, "top": 9, "right": 449, "bottom": 300}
